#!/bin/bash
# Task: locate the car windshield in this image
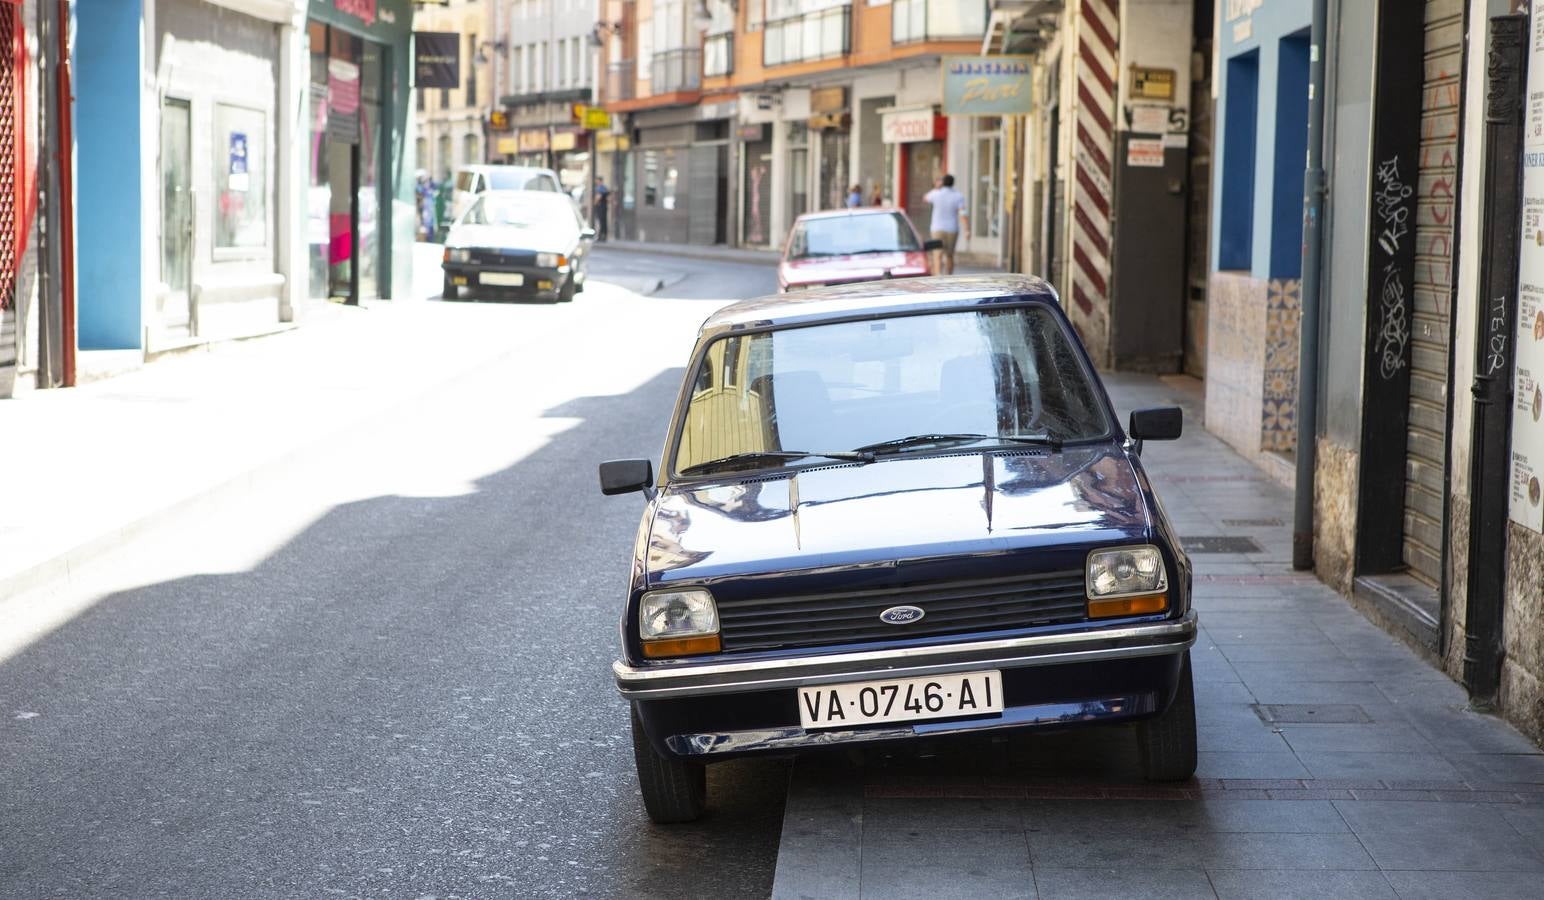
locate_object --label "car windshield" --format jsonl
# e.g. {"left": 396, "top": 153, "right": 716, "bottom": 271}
{"left": 486, "top": 169, "right": 550, "bottom": 190}
{"left": 787, "top": 213, "right": 921, "bottom": 260}
{"left": 673, "top": 306, "right": 1111, "bottom": 476}
{"left": 463, "top": 194, "right": 577, "bottom": 236}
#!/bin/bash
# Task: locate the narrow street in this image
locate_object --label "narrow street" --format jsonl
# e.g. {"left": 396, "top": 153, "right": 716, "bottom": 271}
{"left": 4, "top": 251, "right": 1544, "bottom": 899}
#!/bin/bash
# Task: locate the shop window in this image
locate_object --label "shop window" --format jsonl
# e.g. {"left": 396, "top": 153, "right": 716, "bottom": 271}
{"left": 1218, "top": 50, "right": 1259, "bottom": 272}
{"left": 663, "top": 157, "right": 679, "bottom": 210}
{"left": 463, "top": 133, "right": 479, "bottom": 166}
{"left": 213, "top": 103, "right": 267, "bottom": 251}
{"left": 1270, "top": 33, "right": 1310, "bottom": 279}
{"left": 438, "top": 134, "right": 452, "bottom": 179}
{"left": 974, "top": 130, "right": 1000, "bottom": 239}
{"left": 622, "top": 150, "right": 636, "bottom": 209}
{"left": 644, "top": 150, "right": 659, "bottom": 206}
{"left": 893, "top": 0, "right": 986, "bottom": 43}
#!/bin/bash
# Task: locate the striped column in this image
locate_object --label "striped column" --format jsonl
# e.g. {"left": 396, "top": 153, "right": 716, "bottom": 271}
{"left": 1068, "top": 0, "right": 1120, "bottom": 362}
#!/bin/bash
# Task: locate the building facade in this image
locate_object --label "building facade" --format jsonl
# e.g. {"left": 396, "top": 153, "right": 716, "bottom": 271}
{"left": 490, "top": 0, "right": 599, "bottom": 198}
{"left": 593, "top": 1, "right": 1003, "bottom": 260}
{"left": 414, "top": 0, "right": 493, "bottom": 182}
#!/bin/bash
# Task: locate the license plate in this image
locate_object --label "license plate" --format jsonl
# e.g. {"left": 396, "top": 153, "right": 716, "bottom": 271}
{"left": 480, "top": 272, "right": 524, "bottom": 286}
{"left": 798, "top": 670, "right": 1003, "bottom": 729}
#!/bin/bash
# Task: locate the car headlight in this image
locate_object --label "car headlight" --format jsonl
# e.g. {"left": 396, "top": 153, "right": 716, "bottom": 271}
{"left": 446, "top": 248, "right": 470, "bottom": 263}
{"left": 536, "top": 252, "right": 567, "bottom": 268}
{"left": 638, "top": 588, "right": 721, "bottom": 657}
{"left": 1085, "top": 545, "right": 1169, "bottom": 618}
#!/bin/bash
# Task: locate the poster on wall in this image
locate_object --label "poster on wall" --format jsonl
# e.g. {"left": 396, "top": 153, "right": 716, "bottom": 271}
{"left": 1508, "top": 8, "right": 1544, "bottom": 532}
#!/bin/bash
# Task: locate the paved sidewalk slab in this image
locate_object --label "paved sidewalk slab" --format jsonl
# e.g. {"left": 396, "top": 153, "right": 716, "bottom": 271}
{"left": 770, "top": 372, "right": 1544, "bottom": 898}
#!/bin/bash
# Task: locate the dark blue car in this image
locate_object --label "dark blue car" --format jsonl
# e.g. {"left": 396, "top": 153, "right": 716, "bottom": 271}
{"left": 599, "top": 275, "right": 1196, "bottom": 823}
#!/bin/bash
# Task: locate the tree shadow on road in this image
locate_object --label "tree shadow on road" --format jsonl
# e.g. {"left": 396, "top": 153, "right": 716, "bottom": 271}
{"left": 0, "top": 368, "right": 785, "bottom": 900}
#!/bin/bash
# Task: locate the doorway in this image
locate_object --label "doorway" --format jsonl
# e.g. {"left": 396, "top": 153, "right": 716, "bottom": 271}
{"left": 902, "top": 140, "right": 944, "bottom": 238}
{"left": 159, "top": 97, "right": 194, "bottom": 336}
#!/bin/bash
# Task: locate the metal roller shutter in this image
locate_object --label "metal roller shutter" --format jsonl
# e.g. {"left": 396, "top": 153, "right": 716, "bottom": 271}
{"left": 1402, "top": 0, "right": 1463, "bottom": 586}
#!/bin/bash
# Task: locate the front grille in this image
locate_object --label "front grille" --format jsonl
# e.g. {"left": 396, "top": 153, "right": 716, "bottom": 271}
{"left": 716, "top": 571, "right": 1088, "bottom": 652}
{"left": 470, "top": 249, "right": 536, "bottom": 266}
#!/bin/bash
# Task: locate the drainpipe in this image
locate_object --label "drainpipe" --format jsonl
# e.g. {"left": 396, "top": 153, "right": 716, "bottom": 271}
{"left": 1292, "top": 0, "right": 1329, "bottom": 570}
{"left": 1463, "top": 14, "right": 1526, "bottom": 705}
{"left": 56, "top": 0, "right": 75, "bottom": 387}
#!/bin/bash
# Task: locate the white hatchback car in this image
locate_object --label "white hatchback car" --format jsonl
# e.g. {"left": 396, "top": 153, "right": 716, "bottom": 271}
{"left": 451, "top": 164, "right": 563, "bottom": 221}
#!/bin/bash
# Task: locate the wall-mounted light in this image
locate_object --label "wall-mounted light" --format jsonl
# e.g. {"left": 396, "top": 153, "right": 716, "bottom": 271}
{"left": 475, "top": 39, "right": 509, "bottom": 66}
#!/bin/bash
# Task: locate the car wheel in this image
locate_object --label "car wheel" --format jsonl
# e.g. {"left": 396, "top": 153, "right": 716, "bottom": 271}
{"left": 442, "top": 277, "right": 458, "bottom": 301}
{"left": 558, "top": 278, "right": 576, "bottom": 303}
{"left": 630, "top": 705, "right": 706, "bottom": 823}
{"left": 1137, "top": 650, "right": 1197, "bottom": 782}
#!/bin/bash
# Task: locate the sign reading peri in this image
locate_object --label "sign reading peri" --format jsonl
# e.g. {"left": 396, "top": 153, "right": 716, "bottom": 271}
{"left": 941, "top": 56, "right": 1034, "bottom": 116}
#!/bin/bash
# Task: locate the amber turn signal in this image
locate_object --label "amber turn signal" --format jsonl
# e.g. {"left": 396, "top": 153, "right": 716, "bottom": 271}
{"left": 1087, "top": 593, "right": 1169, "bottom": 619}
{"left": 641, "top": 635, "right": 723, "bottom": 658}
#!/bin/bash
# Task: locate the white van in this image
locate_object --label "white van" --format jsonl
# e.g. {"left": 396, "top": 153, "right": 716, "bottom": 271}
{"left": 452, "top": 165, "right": 563, "bottom": 221}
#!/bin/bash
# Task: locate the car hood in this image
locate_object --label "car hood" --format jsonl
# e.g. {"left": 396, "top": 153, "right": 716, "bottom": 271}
{"left": 447, "top": 224, "right": 574, "bottom": 255}
{"left": 780, "top": 252, "right": 929, "bottom": 285}
{"left": 643, "top": 444, "right": 1152, "bottom": 588}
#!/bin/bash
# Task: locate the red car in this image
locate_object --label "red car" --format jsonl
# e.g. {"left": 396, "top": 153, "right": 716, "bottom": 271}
{"left": 778, "top": 207, "right": 939, "bottom": 292}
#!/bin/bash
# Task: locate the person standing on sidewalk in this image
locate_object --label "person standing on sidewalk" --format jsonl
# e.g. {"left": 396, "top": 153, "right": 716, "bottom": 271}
{"left": 924, "top": 174, "right": 968, "bottom": 275}
{"left": 846, "top": 184, "right": 862, "bottom": 209}
{"left": 593, "top": 176, "right": 611, "bottom": 242}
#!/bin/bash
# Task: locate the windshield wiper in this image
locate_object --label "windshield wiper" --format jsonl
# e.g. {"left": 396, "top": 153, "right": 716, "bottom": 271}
{"left": 679, "top": 449, "right": 875, "bottom": 476}
{"left": 852, "top": 433, "right": 1064, "bottom": 455}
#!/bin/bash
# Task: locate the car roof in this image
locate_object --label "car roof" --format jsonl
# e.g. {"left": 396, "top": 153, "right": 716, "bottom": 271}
{"left": 793, "top": 207, "right": 909, "bottom": 223}
{"left": 699, "top": 275, "right": 1060, "bottom": 337}
{"left": 475, "top": 189, "right": 572, "bottom": 204}
{"left": 458, "top": 164, "right": 555, "bottom": 174}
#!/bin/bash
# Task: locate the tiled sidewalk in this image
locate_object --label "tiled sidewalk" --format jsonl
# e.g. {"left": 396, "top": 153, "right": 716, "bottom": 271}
{"left": 771, "top": 373, "right": 1544, "bottom": 900}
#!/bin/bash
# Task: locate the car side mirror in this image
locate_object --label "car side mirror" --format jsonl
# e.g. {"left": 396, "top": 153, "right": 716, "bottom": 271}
{"left": 1128, "top": 407, "right": 1183, "bottom": 442}
{"left": 922, "top": 239, "right": 943, "bottom": 252}
{"left": 580, "top": 226, "right": 597, "bottom": 240}
{"left": 599, "top": 459, "right": 654, "bottom": 497}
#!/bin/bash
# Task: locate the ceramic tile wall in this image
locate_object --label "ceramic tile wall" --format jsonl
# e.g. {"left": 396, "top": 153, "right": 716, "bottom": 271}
{"left": 1261, "top": 278, "right": 1302, "bottom": 452}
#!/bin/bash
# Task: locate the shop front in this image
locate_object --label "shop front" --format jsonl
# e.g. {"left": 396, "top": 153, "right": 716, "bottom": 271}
{"left": 630, "top": 104, "right": 729, "bottom": 246}
{"left": 809, "top": 87, "right": 850, "bottom": 212}
{"left": 882, "top": 105, "right": 947, "bottom": 239}
{"left": 306, "top": 0, "right": 413, "bottom": 304}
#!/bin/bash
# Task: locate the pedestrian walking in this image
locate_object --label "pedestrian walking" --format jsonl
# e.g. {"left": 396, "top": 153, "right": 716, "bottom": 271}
{"left": 846, "top": 184, "right": 862, "bottom": 209}
{"left": 593, "top": 176, "right": 611, "bottom": 242}
{"left": 924, "top": 174, "right": 968, "bottom": 275}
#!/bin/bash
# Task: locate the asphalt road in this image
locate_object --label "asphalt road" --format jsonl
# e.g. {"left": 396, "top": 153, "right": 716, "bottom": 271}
{"left": 0, "top": 258, "right": 785, "bottom": 898}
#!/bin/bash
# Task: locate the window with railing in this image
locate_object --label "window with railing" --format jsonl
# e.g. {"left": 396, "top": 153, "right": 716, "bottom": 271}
{"left": 764, "top": 1, "right": 850, "bottom": 67}
{"left": 607, "top": 59, "right": 637, "bottom": 101}
{"left": 652, "top": 48, "right": 702, "bottom": 92}
{"left": 892, "top": 0, "right": 987, "bottom": 43}
{"left": 704, "top": 32, "right": 733, "bottom": 77}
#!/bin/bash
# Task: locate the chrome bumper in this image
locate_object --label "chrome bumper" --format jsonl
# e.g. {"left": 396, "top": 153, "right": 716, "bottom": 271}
{"left": 613, "top": 612, "right": 1198, "bottom": 700}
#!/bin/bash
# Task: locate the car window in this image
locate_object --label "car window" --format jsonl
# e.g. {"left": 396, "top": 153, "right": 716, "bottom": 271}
{"left": 487, "top": 169, "right": 532, "bottom": 190}
{"left": 463, "top": 194, "right": 580, "bottom": 239}
{"left": 788, "top": 213, "right": 921, "bottom": 260}
{"left": 455, "top": 171, "right": 476, "bottom": 192}
{"left": 540, "top": 175, "right": 560, "bottom": 192}
{"left": 673, "top": 306, "right": 1111, "bottom": 475}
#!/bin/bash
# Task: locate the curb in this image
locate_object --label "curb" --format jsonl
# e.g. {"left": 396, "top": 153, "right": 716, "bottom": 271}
{"left": 595, "top": 240, "right": 780, "bottom": 266}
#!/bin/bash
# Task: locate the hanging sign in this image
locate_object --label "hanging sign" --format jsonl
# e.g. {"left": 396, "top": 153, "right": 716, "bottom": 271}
{"left": 327, "top": 58, "right": 361, "bottom": 143}
{"left": 414, "top": 32, "right": 460, "bottom": 89}
{"left": 941, "top": 56, "right": 1033, "bottom": 116}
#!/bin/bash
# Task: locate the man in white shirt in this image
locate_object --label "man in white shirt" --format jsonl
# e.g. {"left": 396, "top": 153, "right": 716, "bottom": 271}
{"left": 924, "top": 174, "right": 968, "bottom": 274}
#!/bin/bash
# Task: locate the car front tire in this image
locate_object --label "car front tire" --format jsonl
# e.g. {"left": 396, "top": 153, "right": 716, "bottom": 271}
{"left": 558, "top": 276, "right": 576, "bottom": 303}
{"left": 442, "top": 276, "right": 459, "bottom": 301}
{"left": 1137, "top": 650, "right": 1197, "bottom": 782}
{"left": 630, "top": 705, "right": 706, "bottom": 823}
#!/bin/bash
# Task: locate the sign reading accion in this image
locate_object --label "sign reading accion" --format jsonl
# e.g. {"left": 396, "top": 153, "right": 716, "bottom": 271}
{"left": 881, "top": 108, "right": 937, "bottom": 144}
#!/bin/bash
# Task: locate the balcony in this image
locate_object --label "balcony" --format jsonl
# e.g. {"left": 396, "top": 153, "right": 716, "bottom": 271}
{"left": 893, "top": 0, "right": 989, "bottom": 44}
{"left": 606, "top": 59, "right": 636, "bottom": 102}
{"left": 704, "top": 32, "right": 733, "bottom": 78}
{"left": 651, "top": 48, "right": 702, "bottom": 94}
{"left": 764, "top": 5, "right": 850, "bottom": 67}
